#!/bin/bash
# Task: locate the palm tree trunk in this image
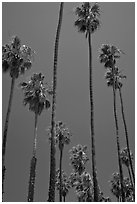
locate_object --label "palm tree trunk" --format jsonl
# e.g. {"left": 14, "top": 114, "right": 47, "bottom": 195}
{"left": 28, "top": 113, "right": 38, "bottom": 202}
{"left": 119, "top": 88, "right": 135, "bottom": 184}
{"left": 47, "top": 2, "right": 64, "bottom": 202}
{"left": 63, "top": 195, "right": 65, "bottom": 202}
{"left": 127, "top": 166, "right": 133, "bottom": 186}
{"left": 112, "top": 84, "right": 125, "bottom": 202}
{"left": 2, "top": 77, "right": 15, "bottom": 200}
{"left": 59, "top": 148, "right": 63, "bottom": 202}
{"left": 88, "top": 33, "right": 98, "bottom": 202}
{"left": 127, "top": 165, "right": 135, "bottom": 201}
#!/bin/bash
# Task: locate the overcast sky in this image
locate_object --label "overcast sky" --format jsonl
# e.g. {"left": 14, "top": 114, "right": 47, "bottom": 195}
{"left": 2, "top": 2, "right": 135, "bottom": 202}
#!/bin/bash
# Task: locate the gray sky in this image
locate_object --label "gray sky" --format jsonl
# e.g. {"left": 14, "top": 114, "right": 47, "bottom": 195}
{"left": 2, "top": 2, "right": 135, "bottom": 202}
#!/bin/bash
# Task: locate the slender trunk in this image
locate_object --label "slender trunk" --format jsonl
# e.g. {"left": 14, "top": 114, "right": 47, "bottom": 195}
{"left": 2, "top": 77, "right": 15, "bottom": 200}
{"left": 127, "top": 166, "right": 133, "bottom": 186}
{"left": 119, "top": 88, "right": 135, "bottom": 184}
{"left": 28, "top": 113, "right": 38, "bottom": 202}
{"left": 117, "top": 197, "right": 119, "bottom": 202}
{"left": 59, "top": 148, "right": 63, "bottom": 202}
{"left": 112, "top": 83, "right": 125, "bottom": 202}
{"left": 88, "top": 33, "right": 98, "bottom": 202}
{"left": 127, "top": 165, "right": 135, "bottom": 201}
{"left": 47, "top": 2, "right": 64, "bottom": 202}
{"left": 63, "top": 195, "right": 66, "bottom": 202}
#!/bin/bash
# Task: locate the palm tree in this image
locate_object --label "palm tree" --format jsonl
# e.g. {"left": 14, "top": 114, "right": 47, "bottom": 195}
{"left": 110, "top": 172, "right": 134, "bottom": 202}
{"left": 2, "top": 36, "right": 33, "bottom": 199}
{"left": 120, "top": 148, "right": 133, "bottom": 185}
{"left": 54, "top": 121, "right": 71, "bottom": 201}
{"left": 104, "top": 63, "right": 135, "bottom": 186}
{"left": 69, "top": 144, "right": 89, "bottom": 176}
{"left": 56, "top": 170, "right": 71, "bottom": 202}
{"left": 20, "top": 73, "right": 51, "bottom": 201}
{"left": 69, "top": 145, "right": 93, "bottom": 202}
{"left": 99, "top": 44, "right": 125, "bottom": 201}
{"left": 74, "top": 3, "right": 100, "bottom": 201}
{"left": 118, "top": 86, "right": 135, "bottom": 185}
{"left": 120, "top": 148, "right": 135, "bottom": 201}
{"left": 69, "top": 170, "right": 94, "bottom": 202}
{"left": 48, "top": 2, "right": 64, "bottom": 202}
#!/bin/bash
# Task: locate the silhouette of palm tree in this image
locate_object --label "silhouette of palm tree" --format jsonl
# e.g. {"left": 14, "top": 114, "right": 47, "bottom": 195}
{"left": 48, "top": 3, "right": 64, "bottom": 201}
{"left": 2, "top": 36, "right": 34, "bottom": 200}
{"left": 74, "top": 3, "right": 101, "bottom": 201}
{"left": 99, "top": 44, "right": 125, "bottom": 201}
{"left": 20, "top": 73, "right": 50, "bottom": 201}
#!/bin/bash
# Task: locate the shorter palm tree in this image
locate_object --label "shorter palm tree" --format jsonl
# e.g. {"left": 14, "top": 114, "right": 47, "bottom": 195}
{"left": 2, "top": 36, "right": 34, "bottom": 199}
{"left": 69, "top": 171, "right": 93, "bottom": 202}
{"left": 20, "top": 73, "right": 51, "bottom": 201}
{"left": 55, "top": 121, "right": 71, "bottom": 201}
{"left": 120, "top": 147, "right": 135, "bottom": 201}
{"left": 110, "top": 172, "right": 134, "bottom": 202}
{"left": 69, "top": 144, "right": 89, "bottom": 176}
{"left": 120, "top": 148, "right": 133, "bottom": 184}
{"left": 69, "top": 144, "right": 92, "bottom": 201}
{"left": 56, "top": 170, "right": 71, "bottom": 202}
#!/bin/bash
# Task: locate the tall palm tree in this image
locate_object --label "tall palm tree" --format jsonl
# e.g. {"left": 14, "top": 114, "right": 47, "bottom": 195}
{"left": 54, "top": 121, "right": 71, "bottom": 201}
{"left": 2, "top": 36, "right": 33, "bottom": 199}
{"left": 48, "top": 2, "right": 64, "bottom": 201}
{"left": 104, "top": 63, "right": 135, "bottom": 185}
{"left": 118, "top": 87, "right": 135, "bottom": 185}
{"left": 20, "top": 73, "right": 51, "bottom": 201}
{"left": 56, "top": 170, "right": 71, "bottom": 202}
{"left": 74, "top": 3, "right": 100, "bottom": 201}
{"left": 99, "top": 44, "right": 125, "bottom": 201}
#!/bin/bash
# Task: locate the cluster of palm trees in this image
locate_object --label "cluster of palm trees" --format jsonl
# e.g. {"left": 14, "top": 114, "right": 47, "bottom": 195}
{"left": 2, "top": 2, "right": 134, "bottom": 202}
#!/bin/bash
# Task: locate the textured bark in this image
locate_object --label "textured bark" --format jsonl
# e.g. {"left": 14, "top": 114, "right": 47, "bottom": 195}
{"left": 63, "top": 196, "right": 65, "bottom": 202}
{"left": 47, "top": 2, "right": 64, "bottom": 202}
{"left": 2, "top": 77, "right": 15, "bottom": 200}
{"left": 27, "top": 156, "right": 37, "bottom": 202}
{"left": 112, "top": 83, "right": 125, "bottom": 202}
{"left": 88, "top": 33, "right": 98, "bottom": 202}
{"left": 28, "top": 113, "right": 38, "bottom": 202}
{"left": 59, "top": 148, "right": 63, "bottom": 202}
{"left": 119, "top": 88, "right": 135, "bottom": 185}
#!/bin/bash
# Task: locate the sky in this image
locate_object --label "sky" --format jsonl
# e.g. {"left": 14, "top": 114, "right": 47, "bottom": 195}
{"left": 2, "top": 2, "right": 135, "bottom": 202}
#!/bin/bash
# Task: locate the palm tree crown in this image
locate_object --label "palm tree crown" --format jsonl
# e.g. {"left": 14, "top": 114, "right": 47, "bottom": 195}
{"left": 75, "top": 2, "right": 100, "bottom": 36}
{"left": 105, "top": 66, "right": 126, "bottom": 89}
{"left": 69, "top": 144, "right": 89, "bottom": 175}
{"left": 20, "top": 73, "right": 51, "bottom": 115}
{"left": 99, "top": 44, "right": 123, "bottom": 68}
{"left": 110, "top": 172, "right": 133, "bottom": 201}
{"left": 2, "top": 36, "right": 34, "bottom": 78}
{"left": 56, "top": 170, "right": 71, "bottom": 199}
{"left": 120, "top": 147, "right": 133, "bottom": 168}
{"left": 55, "top": 121, "right": 71, "bottom": 150}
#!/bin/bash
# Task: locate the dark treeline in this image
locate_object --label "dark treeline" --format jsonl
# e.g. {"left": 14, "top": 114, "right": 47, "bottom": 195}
{"left": 2, "top": 2, "right": 135, "bottom": 202}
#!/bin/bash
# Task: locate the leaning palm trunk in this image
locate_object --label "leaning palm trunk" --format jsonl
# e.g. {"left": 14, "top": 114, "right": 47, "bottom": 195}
{"left": 2, "top": 77, "right": 15, "bottom": 200}
{"left": 47, "top": 2, "right": 64, "bottom": 202}
{"left": 59, "top": 148, "right": 63, "bottom": 201}
{"left": 88, "top": 33, "right": 98, "bottom": 202}
{"left": 112, "top": 82, "right": 125, "bottom": 202}
{"left": 119, "top": 88, "right": 135, "bottom": 184}
{"left": 28, "top": 113, "right": 38, "bottom": 202}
